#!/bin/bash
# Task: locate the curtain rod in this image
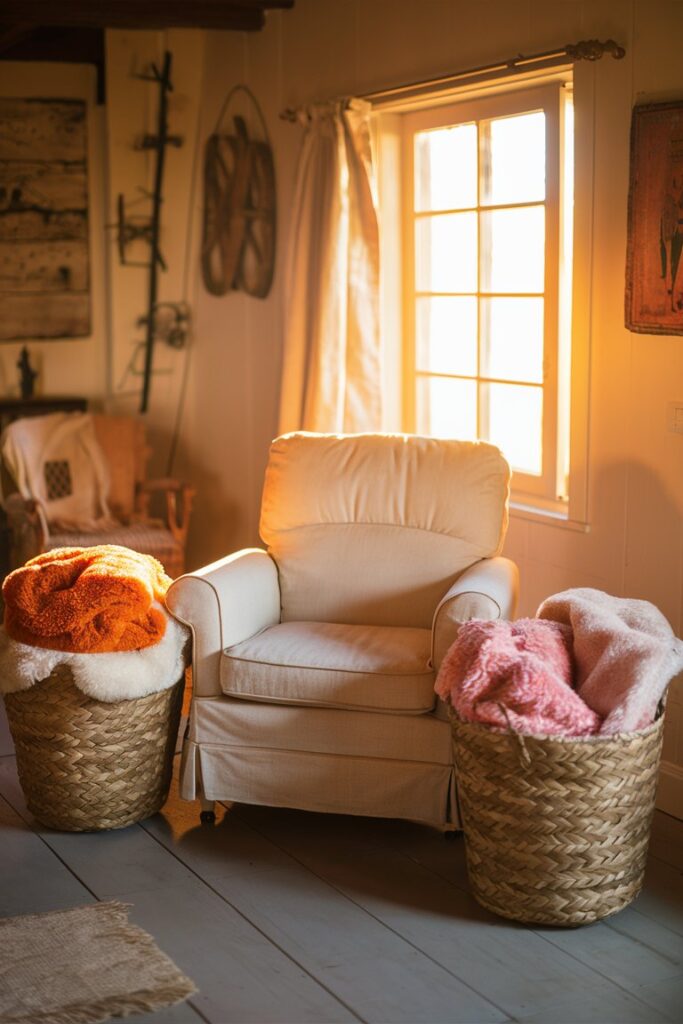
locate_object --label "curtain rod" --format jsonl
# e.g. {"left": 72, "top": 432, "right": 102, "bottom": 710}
{"left": 279, "top": 38, "right": 625, "bottom": 121}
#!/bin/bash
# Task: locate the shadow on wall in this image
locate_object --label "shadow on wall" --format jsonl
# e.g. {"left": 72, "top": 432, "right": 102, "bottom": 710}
{"left": 184, "top": 462, "right": 244, "bottom": 573}
{"left": 501, "top": 458, "right": 680, "bottom": 630}
{"left": 609, "top": 458, "right": 683, "bottom": 636}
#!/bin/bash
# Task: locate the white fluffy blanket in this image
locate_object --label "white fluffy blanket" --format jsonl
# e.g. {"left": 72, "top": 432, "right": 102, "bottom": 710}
{"left": 538, "top": 588, "right": 683, "bottom": 734}
{"left": 0, "top": 605, "right": 189, "bottom": 703}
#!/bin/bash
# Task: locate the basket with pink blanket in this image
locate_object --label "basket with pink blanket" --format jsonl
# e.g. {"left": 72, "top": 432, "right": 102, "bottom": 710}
{"left": 436, "top": 588, "right": 683, "bottom": 927}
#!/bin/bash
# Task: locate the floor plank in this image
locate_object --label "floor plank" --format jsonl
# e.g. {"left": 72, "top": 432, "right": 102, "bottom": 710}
{"left": 0, "top": 790, "right": 92, "bottom": 917}
{"left": 534, "top": 912, "right": 682, "bottom": 1021}
{"left": 362, "top": 808, "right": 683, "bottom": 945}
{"left": 108, "top": 1002, "right": 205, "bottom": 1024}
{"left": 0, "top": 701, "right": 14, "bottom": 756}
{"left": 121, "top": 882, "right": 357, "bottom": 1024}
{"left": 143, "top": 779, "right": 507, "bottom": 1024}
{"left": 364, "top": 810, "right": 683, "bottom": 1019}
{"left": 236, "top": 804, "right": 674, "bottom": 1023}
{"left": 635, "top": 974, "right": 683, "bottom": 1022}
{"left": 0, "top": 761, "right": 357, "bottom": 1024}
{"left": 1, "top": 747, "right": 682, "bottom": 1024}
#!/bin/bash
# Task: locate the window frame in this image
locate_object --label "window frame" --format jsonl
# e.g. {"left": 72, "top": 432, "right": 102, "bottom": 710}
{"left": 397, "top": 83, "right": 571, "bottom": 509}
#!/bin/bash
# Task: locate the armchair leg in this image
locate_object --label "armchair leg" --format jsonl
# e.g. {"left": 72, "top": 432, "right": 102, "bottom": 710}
{"left": 443, "top": 828, "right": 459, "bottom": 841}
{"left": 200, "top": 798, "right": 216, "bottom": 825}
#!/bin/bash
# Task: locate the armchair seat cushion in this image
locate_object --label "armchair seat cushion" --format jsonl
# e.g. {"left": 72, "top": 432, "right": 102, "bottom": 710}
{"left": 221, "top": 621, "right": 435, "bottom": 713}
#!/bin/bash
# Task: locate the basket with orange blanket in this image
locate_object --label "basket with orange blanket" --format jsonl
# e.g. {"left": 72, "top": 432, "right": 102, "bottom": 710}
{"left": 0, "top": 546, "right": 189, "bottom": 831}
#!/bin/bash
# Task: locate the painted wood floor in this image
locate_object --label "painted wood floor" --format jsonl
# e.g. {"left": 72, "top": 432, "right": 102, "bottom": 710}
{"left": 0, "top": 750, "right": 682, "bottom": 1024}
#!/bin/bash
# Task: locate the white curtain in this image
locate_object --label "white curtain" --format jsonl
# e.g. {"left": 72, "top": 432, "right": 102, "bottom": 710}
{"left": 278, "top": 99, "right": 382, "bottom": 434}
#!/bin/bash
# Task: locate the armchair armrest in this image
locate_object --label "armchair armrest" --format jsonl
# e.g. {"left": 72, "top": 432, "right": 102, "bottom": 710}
{"left": 431, "top": 556, "right": 519, "bottom": 669}
{"left": 165, "top": 548, "right": 281, "bottom": 697}
{"left": 136, "top": 478, "right": 195, "bottom": 546}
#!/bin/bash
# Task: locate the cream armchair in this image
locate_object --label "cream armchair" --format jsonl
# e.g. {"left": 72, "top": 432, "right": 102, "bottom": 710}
{"left": 167, "top": 432, "right": 518, "bottom": 828}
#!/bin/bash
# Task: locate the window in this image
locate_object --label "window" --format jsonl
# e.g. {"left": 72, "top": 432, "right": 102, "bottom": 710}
{"left": 385, "top": 82, "right": 577, "bottom": 516}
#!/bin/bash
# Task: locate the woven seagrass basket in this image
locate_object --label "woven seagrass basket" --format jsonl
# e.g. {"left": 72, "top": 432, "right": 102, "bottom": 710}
{"left": 451, "top": 710, "right": 665, "bottom": 926}
{"left": 4, "top": 665, "right": 184, "bottom": 832}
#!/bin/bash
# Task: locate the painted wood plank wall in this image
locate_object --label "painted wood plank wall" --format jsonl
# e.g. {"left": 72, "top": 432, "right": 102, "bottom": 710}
{"left": 0, "top": 5, "right": 680, "bottom": 819}
{"left": 180, "top": 0, "right": 683, "bottom": 816}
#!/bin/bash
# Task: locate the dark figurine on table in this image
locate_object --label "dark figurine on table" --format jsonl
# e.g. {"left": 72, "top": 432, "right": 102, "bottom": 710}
{"left": 17, "top": 346, "right": 37, "bottom": 400}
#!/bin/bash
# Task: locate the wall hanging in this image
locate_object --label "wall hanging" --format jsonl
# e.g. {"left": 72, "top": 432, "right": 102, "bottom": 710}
{"left": 626, "top": 100, "right": 683, "bottom": 335}
{"left": 201, "top": 85, "right": 276, "bottom": 299}
{"left": 0, "top": 97, "right": 90, "bottom": 341}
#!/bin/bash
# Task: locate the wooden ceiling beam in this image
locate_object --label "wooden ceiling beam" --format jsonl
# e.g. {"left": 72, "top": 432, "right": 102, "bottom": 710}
{"left": 0, "top": 2, "right": 294, "bottom": 32}
{"left": 0, "top": 26, "right": 106, "bottom": 101}
{"left": 213, "top": 1, "right": 293, "bottom": 6}
{"left": 0, "top": 23, "right": 35, "bottom": 56}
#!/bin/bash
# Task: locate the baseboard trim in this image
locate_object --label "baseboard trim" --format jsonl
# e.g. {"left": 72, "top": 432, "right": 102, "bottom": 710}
{"left": 657, "top": 760, "right": 683, "bottom": 820}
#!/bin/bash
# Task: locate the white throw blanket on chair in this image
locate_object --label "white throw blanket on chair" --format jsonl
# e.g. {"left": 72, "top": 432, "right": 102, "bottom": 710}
{"left": 1, "top": 413, "right": 115, "bottom": 532}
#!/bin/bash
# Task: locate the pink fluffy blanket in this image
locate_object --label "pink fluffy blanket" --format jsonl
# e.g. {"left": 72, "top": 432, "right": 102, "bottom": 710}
{"left": 435, "top": 588, "right": 683, "bottom": 737}
{"left": 435, "top": 618, "right": 601, "bottom": 737}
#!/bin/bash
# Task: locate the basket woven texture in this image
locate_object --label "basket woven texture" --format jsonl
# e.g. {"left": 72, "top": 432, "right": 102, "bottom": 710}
{"left": 452, "top": 712, "right": 664, "bottom": 926}
{"left": 4, "top": 666, "right": 184, "bottom": 832}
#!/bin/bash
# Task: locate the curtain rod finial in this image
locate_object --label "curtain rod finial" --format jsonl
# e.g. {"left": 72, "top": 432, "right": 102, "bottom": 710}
{"left": 566, "top": 39, "right": 626, "bottom": 61}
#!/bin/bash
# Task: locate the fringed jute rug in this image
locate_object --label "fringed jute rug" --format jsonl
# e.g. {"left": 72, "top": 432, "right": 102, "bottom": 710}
{"left": 0, "top": 901, "right": 197, "bottom": 1024}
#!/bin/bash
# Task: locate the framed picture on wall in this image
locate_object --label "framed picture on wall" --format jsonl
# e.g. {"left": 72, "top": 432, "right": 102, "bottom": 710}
{"left": 625, "top": 100, "right": 683, "bottom": 335}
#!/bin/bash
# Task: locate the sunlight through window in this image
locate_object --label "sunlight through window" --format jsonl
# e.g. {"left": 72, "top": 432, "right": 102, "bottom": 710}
{"left": 406, "top": 85, "right": 569, "bottom": 499}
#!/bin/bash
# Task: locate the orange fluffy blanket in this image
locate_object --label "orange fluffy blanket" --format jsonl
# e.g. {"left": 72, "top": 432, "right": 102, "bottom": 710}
{"left": 3, "top": 546, "right": 172, "bottom": 653}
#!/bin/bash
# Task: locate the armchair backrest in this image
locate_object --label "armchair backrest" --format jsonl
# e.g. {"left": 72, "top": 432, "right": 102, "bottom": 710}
{"left": 260, "top": 432, "right": 510, "bottom": 628}
{"left": 91, "top": 415, "right": 148, "bottom": 521}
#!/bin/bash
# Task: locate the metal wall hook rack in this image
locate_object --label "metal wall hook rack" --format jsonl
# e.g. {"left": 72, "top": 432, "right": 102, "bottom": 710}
{"left": 136, "top": 301, "right": 191, "bottom": 351}
{"left": 113, "top": 193, "right": 166, "bottom": 268}
{"left": 109, "top": 49, "right": 185, "bottom": 413}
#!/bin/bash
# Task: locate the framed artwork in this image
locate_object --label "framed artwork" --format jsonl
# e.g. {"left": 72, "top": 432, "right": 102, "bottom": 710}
{"left": 625, "top": 100, "right": 683, "bottom": 335}
{"left": 0, "top": 98, "right": 90, "bottom": 341}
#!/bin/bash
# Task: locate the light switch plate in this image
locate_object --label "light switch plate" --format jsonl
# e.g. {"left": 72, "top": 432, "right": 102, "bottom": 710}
{"left": 667, "top": 402, "right": 683, "bottom": 434}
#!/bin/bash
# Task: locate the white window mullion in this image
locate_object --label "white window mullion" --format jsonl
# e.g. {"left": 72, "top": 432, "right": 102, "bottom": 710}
{"left": 539, "top": 86, "right": 561, "bottom": 503}
{"left": 399, "top": 82, "right": 571, "bottom": 510}
{"left": 477, "top": 118, "right": 485, "bottom": 444}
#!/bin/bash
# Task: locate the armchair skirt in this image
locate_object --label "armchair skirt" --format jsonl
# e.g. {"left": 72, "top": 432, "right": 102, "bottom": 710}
{"left": 181, "top": 696, "right": 458, "bottom": 826}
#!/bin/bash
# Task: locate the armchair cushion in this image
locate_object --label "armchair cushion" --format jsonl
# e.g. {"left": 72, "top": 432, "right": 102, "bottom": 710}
{"left": 221, "top": 621, "right": 435, "bottom": 713}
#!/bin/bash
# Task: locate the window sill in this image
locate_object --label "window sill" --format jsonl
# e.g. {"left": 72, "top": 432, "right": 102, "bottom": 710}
{"left": 510, "top": 501, "right": 590, "bottom": 533}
